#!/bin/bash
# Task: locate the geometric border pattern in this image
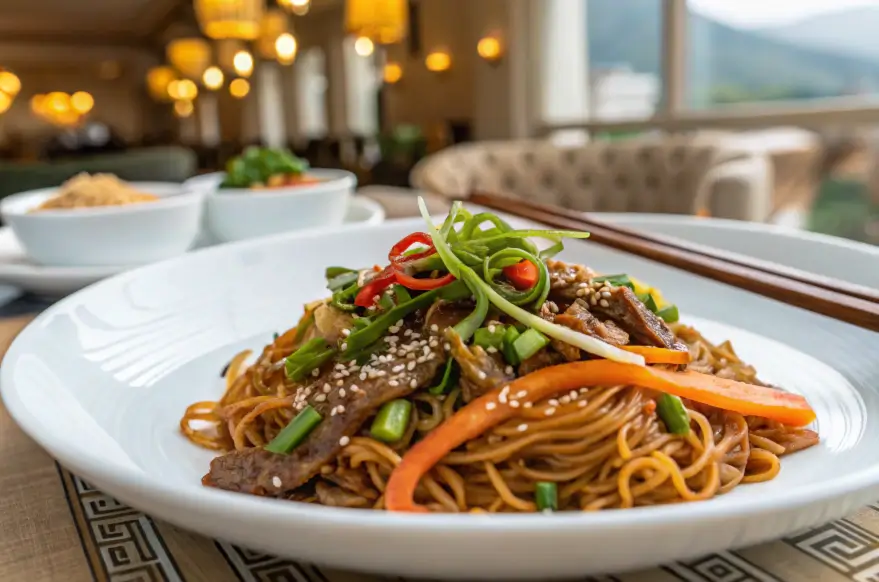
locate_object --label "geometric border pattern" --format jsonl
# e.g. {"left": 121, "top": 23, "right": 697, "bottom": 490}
{"left": 214, "top": 542, "right": 320, "bottom": 582}
{"left": 785, "top": 519, "right": 879, "bottom": 581}
{"left": 663, "top": 551, "right": 783, "bottom": 582}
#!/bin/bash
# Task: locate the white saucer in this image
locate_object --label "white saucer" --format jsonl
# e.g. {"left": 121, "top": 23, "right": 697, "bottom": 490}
{"left": 0, "top": 196, "right": 385, "bottom": 297}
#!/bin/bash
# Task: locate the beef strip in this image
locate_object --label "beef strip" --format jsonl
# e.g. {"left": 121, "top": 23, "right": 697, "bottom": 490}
{"left": 205, "top": 319, "right": 446, "bottom": 496}
{"left": 315, "top": 480, "right": 372, "bottom": 508}
{"left": 591, "top": 286, "right": 686, "bottom": 351}
{"left": 546, "top": 259, "right": 599, "bottom": 303}
{"left": 446, "top": 329, "right": 514, "bottom": 401}
{"left": 550, "top": 299, "right": 630, "bottom": 361}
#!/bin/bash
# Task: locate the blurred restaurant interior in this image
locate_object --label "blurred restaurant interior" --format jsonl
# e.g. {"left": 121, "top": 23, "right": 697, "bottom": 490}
{"left": 0, "top": 0, "right": 878, "bottom": 243}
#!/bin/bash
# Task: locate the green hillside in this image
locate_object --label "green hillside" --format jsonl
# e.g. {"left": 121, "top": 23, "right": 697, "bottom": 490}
{"left": 587, "top": 0, "right": 879, "bottom": 104}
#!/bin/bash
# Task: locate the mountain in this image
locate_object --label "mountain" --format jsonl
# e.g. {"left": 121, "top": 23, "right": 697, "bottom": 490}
{"left": 764, "top": 8, "right": 879, "bottom": 62}
{"left": 587, "top": 0, "right": 879, "bottom": 103}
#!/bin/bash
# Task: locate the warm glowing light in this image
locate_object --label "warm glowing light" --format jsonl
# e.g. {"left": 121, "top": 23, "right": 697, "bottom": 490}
{"left": 0, "top": 92, "right": 11, "bottom": 114}
{"left": 30, "top": 94, "right": 45, "bottom": 114}
{"left": 70, "top": 91, "right": 94, "bottom": 114}
{"left": 230, "top": 78, "right": 250, "bottom": 98}
{"left": 353, "top": 36, "right": 375, "bottom": 57}
{"left": 257, "top": 9, "right": 289, "bottom": 59}
{"left": 203, "top": 66, "right": 225, "bottom": 90}
{"left": 425, "top": 51, "right": 451, "bottom": 72}
{"left": 383, "top": 62, "right": 402, "bottom": 84}
{"left": 146, "top": 66, "right": 177, "bottom": 102}
{"left": 477, "top": 36, "right": 503, "bottom": 62}
{"left": 174, "top": 99, "right": 194, "bottom": 118}
{"left": 233, "top": 50, "right": 254, "bottom": 77}
{"left": 0, "top": 71, "right": 21, "bottom": 97}
{"left": 166, "top": 38, "right": 212, "bottom": 79}
{"left": 46, "top": 92, "right": 70, "bottom": 113}
{"left": 345, "top": 0, "right": 407, "bottom": 45}
{"left": 275, "top": 33, "right": 298, "bottom": 64}
{"left": 194, "top": 0, "right": 263, "bottom": 40}
{"left": 169, "top": 78, "right": 198, "bottom": 101}
{"left": 279, "top": 0, "right": 310, "bottom": 14}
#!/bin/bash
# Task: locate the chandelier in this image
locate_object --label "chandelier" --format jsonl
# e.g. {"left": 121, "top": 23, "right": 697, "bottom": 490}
{"left": 345, "top": 0, "right": 408, "bottom": 45}
{"left": 167, "top": 38, "right": 212, "bottom": 80}
{"left": 194, "top": 0, "right": 265, "bottom": 40}
{"left": 256, "top": 9, "right": 289, "bottom": 59}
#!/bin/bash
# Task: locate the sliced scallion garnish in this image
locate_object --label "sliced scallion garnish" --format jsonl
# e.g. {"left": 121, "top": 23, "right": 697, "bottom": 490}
{"left": 285, "top": 338, "right": 336, "bottom": 381}
{"left": 535, "top": 481, "right": 558, "bottom": 512}
{"left": 370, "top": 399, "right": 413, "bottom": 442}
{"left": 265, "top": 405, "right": 323, "bottom": 454}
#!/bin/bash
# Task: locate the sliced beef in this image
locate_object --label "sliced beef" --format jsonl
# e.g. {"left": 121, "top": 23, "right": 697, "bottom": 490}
{"left": 546, "top": 259, "right": 599, "bottom": 303}
{"left": 446, "top": 329, "right": 513, "bottom": 401}
{"left": 592, "top": 286, "right": 686, "bottom": 351}
{"left": 550, "top": 299, "right": 630, "bottom": 361}
{"left": 205, "top": 320, "right": 446, "bottom": 496}
{"left": 315, "top": 480, "right": 372, "bottom": 508}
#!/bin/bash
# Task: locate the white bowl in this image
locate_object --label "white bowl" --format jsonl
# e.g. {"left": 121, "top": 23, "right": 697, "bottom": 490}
{"left": 0, "top": 182, "right": 204, "bottom": 267}
{"left": 187, "top": 169, "right": 357, "bottom": 243}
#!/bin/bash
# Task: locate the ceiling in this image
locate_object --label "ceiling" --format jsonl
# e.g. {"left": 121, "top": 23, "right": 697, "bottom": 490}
{"left": 0, "top": 0, "right": 186, "bottom": 45}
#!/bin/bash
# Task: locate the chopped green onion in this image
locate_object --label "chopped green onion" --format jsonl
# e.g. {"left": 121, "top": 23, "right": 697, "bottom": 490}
{"left": 327, "top": 271, "right": 359, "bottom": 291}
{"left": 593, "top": 274, "right": 635, "bottom": 290}
{"left": 473, "top": 324, "right": 506, "bottom": 350}
{"left": 265, "top": 405, "right": 323, "bottom": 454}
{"left": 451, "top": 270, "right": 490, "bottom": 341}
{"left": 393, "top": 284, "right": 411, "bottom": 304}
{"left": 343, "top": 281, "right": 469, "bottom": 359}
{"left": 293, "top": 311, "right": 316, "bottom": 342}
{"left": 513, "top": 328, "right": 549, "bottom": 361}
{"left": 535, "top": 482, "right": 558, "bottom": 512}
{"left": 428, "top": 359, "right": 458, "bottom": 394}
{"left": 325, "top": 266, "right": 356, "bottom": 279}
{"left": 417, "top": 198, "right": 645, "bottom": 367}
{"left": 352, "top": 316, "right": 372, "bottom": 330}
{"left": 370, "top": 399, "right": 413, "bottom": 442}
{"left": 331, "top": 282, "right": 360, "bottom": 312}
{"left": 285, "top": 338, "right": 336, "bottom": 381}
{"left": 657, "top": 394, "right": 690, "bottom": 435}
{"left": 502, "top": 326, "right": 521, "bottom": 365}
{"left": 378, "top": 292, "right": 396, "bottom": 312}
{"left": 637, "top": 292, "right": 658, "bottom": 314}
{"left": 657, "top": 304, "right": 680, "bottom": 323}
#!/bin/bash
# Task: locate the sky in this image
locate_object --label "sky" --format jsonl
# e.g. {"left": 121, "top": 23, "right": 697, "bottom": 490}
{"left": 688, "top": 0, "right": 879, "bottom": 28}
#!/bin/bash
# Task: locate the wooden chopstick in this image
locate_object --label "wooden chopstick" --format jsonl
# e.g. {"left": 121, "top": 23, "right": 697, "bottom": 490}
{"left": 469, "top": 191, "right": 879, "bottom": 333}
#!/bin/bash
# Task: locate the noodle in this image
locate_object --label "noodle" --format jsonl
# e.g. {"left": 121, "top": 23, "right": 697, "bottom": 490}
{"left": 181, "top": 319, "right": 817, "bottom": 512}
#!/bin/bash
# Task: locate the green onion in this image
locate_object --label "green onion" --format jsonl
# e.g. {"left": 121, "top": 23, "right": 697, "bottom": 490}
{"left": 393, "top": 284, "right": 411, "bottom": 304}
{"left": 331, "top": 282, "right": 360, "bottom": 312}
{"left": 513, "top": 328, "right": 549, "bottom": 361}
{"left": 535, "top": 482, "right": 558, "bottom": 512}
{"left": 502, "top": 326, "right": 521, "bottom": 365}
{"left": 418, "top": 198, "right": 645, "bottom": 366}
{"left": 483, "top": 248, "right": 551, "bottom": 310}
{"left": 593, "top": 274, "right": 635, "bottom": 290}
{"left": 378, "top": 292, "right": 396, "bottom": 312}
{"left": 451, "top": 270, "right": 490, "bottom": 341}
{"left": 352, "top": 316, "right": 372, "bottom": 330}
{"left": 657, "top": 304, "right": 680, "bottom": 323}
{"left": 657, "top": 394, "right": 690, "bottom": 435}
{"left": 293, "top": 310, "right": 315, "bottom": 342}
{"left": 285, "top": 338, "right": 336, "bottom": 381}
{"left": 343, "top": 281, "right": 469, "bottom": 359}
{"left": 265, "top": 405, "right": 323, "bottom": 454}
{"left": 473, "top": 324, "right": 506, "bottom": 350}
{"left": 327, "top": 271, "right": 359, "bottom": 291}
{"left": 638, "top": 292, "right": 658, "bottom": 314}
{"left": 370, "top": 399, "right": 413, "bottom": 442}
{"left": 325, "top": 266, "right": 355, "bottom": 279}
{"left": 428, "top": 359, "right": 458, "bottom": 394}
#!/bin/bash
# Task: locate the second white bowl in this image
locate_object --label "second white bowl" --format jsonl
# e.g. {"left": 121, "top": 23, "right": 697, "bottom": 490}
{"left": 189, "top": 169, "right": 357, "bottom": 243}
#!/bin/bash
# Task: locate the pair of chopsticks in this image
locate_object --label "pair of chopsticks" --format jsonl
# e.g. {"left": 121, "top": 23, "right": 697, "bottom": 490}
{"left": 469, "top": 191, "right": 879, "bottom": 334}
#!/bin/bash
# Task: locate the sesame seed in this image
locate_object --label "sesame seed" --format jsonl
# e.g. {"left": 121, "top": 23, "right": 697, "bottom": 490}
{"left": 560, "top": 395, "right": 571, "bottom": 405}
{"left": 516, "top": 390, "right": 527, "bottom": 398}
{"left": 396, "top": 320, "right": 404, "bottom": 327}
{"left": 523, "top": 402, "right": 533, "bottom": 408}
{"left": 409, "top": 379, "right": 418, "bottom": 388}
{"left": 272, "top": 476, "right": 282, "bottom": 488}
{"left": 340, "top": 342, "right": 348, "bottom": 351}
{"left": 315, "top": 394, "right": 327, "bottom": 402}
{"left": 545, "top": 407, "right": 556, "bottom": 416}
{"left": 601, "top": 291, "right": 612, "bottom": 299}
{"left": 359, "top": 373, "right": 367, "bottom": 381}
{"left": 336, "top": 379, "right": 344, "bottom": 386}
{"left": 486, "top": 401, "right": 497, "bottom": 410}
{"left": 389, "top": 326, "right": 400, "bottom": 334}
{"left": 393, "top": 364, "right": 404, "bottom": 372}
{"left": 549, "top": 399, "right": 559, "bottom": 406}
{"left": 323, "top": 383, "right": 332, "bottom": 393}
{"left": 509, "top": 400, "right": 520, "bottom": 408}
{"left": 576, "top": 289, "right": 586, "bottom": 297}
{"left": 341, "top": 328, "right": 351, "bottom": 337}
{"left": 339, "top": 388, "right": 347, "bottom": 398}
{"left": 430, "top": 324, "right": 439, "bottom": 332}
{"left": 335, "top": 363, "right": 346, "bottom": 371}
{"left": 389, "top": 380, "right": 399, "bottom": 387}
{"left": 578, "top": 400, "right": 588, "bottom": 407}
{"left": 337, "top": 405, "right": 346, "bottom": 413}
{"left": 406, "top": 361, "right": 415, "bottom": 371}
{"left": 339, "top": 436, "right": 350, "bottom": 446}
{"left": 429, "top": 339, "right": 439, "bottom": 348}
{"left": 488, "top": 324, "right": 496, "bottom": 333}
{"left": 486, "top": 346, "right": 498, "bottom": 354}
{"left": 312, "top": 368, "right": 320, "bottom": 377}
{"left": 330, "top": 407, "right": 338, "bottom": 416}
{"left": 505, "top": 366, "right": 514, "bottom": 375}
{"left": 444, "top": 343, "right": 451, "bottom": 351}
{"left": 478, "top": 371, "right": 487, "bottom": 380}
{"left": 499, "top": 392, "right": 508, "bottom": 404}
{"left": 569, "top": 390, "right": 578, "bottom": 400}
{"left": 599, "top": 299, "right": 610, "bottom": 308}
{"left": 517, "top": 424, "right": 528, "bottom": 432}
{"left": 590, "top": 296, "right": 598, "bottom": 306}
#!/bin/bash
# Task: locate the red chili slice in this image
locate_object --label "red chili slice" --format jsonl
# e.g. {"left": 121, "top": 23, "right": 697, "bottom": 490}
{"left": 395, "top": 270, "right": 456, "bottom": 291}
{"left": 389, "top": 232, "right": 436, "bottom": 265}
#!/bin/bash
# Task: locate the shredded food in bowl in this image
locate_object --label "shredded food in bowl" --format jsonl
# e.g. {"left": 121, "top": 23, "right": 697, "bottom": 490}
{"left": 32, "top": 173, "right": 159, "bottom": 212}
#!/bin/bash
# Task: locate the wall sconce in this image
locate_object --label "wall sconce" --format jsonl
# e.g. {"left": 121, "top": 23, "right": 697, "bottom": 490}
{"left": 383, "top": 62, "right": 402, "bottom": 84}
{"left": 477, "top": 35, "right": 503, "bottom": 64}
{"left": 425, "top": 51, "right": 451, "bottom": 73}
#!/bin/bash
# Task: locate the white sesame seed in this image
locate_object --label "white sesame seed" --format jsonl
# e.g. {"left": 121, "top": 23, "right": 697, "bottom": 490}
{"left": 517, "top": 424, "right": 528, "bottom": 432}
{"left": 335, "top": 363, "right": 346, "bottom": 371}
{"left": 330, "top": 407, "right": 338, "bottom": 416}
{"left": 478, "top": 371, "right": 487, "bottom": 380}
{"left": 395, "top": 320, "right": 404, "bottom": 327}
{"left": 599, "top": 299, "right": 609, "bottom": 308}
{"left": 272, "top": 476, "right": 282, "bottom": 488}
{"left": 339, "top": 388, "right": 347, "bottom": 398}
{"left": 339, "top": 436, "right": 350, "bottom": 446}
{"left": 336, "top": 379, "right": 344, "bottom": 387}
{"left": 486, "top": 346, "right": 498, "bottom": 354}
{"left": 407, "top": 361, "right": 416, "bottom": 371}
{"left": 340, "top": 342, "right": 348, "bottom": 351}
{"left": 389, "top": 380, "right": 399, "bottom": 387}
{"left": 359, "top": 373, "right": 367, "bottom": 381}
{"left": 576, "top": 289, "right": 586, "bottom": 297}
{"left": 523, "top": 402, "right": 533, "bottom": 409}
{"left": 578, "top": 400, "right": 588, "bottom": 407}
{"left": 323, "top": 383, "right": 332, "bottom": 393}
{"left": 337, "top": 405, "right": 346, "bottom": 413}
{"left": 315, "top": 394, "right": 326, "bottom": 402}
{"left": 393, "top": 364, "right": 404, "bottom": 372}
{"left": 444, "top": 343, "right": 451, "bottom": 351}
{"left": 510, "top": 400, "right": 520, "bottom": 408}
{"left": 549, "top": 399, "right": 559, "bottom": 407}
{"left": 430, "top": 324, "right": 439, "bottom": 332}
{"left": 488, "top": 324, "right": 496, "bottom": 333}
{"left": 499, "top": 392, "right": 508, "bottom": 404}
{"left": 516, "top": 390, "right": 527, "bottom": 398}
{"left": 545, "top": 407, "right": 556, "bottom": 416}
{"left": 486, "top": 401, "right": 497, "bottom": 410}
{"left": 341, "top": 328, "right": 351, "bottom": 337}
{"left": 429, "top": 339, "right": 439, "bottom": 348}
{"left": 312, "top": 368, "right": 320, "bottom": 377}
{"left": 560, "top": 395, "right": 571, "bottom": 405}
{"left": 350, "top": 385, "right": 360, "bottom": 393}
{"left": 409, "top": 379, "right": 418, "bottom": 388}
{"left": 505, "top": 366, "right": 514, "bottom": 375}
{"left": 569, "top": 390, "right": 578, "bottom": 400}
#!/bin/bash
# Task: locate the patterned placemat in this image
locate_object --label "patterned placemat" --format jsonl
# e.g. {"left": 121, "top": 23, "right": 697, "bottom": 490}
{"left": 0, "top": 313, "right": 874, "bottom": 582}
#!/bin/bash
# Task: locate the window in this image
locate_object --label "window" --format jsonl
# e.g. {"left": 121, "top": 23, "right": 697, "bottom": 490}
{"left": 687, "top": 0, "right": 879, "bottom": 108}
{"left": 586, "top": 0, "right": 663, "bottom": 121}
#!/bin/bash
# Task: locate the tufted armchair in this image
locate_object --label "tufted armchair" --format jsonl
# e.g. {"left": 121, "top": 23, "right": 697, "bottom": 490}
{"left": 360, "top": 136, "right": 773, "bottom": 222}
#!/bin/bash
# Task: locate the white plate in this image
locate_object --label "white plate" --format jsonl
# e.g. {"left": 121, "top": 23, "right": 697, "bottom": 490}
{"left": 3, "top": 212, "right": 879, "bottom": 580}
{"left": 0, "top": 196, "right": 385, "bottom": 296}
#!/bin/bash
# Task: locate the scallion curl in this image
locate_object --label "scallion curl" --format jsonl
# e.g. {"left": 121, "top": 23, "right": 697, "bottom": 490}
{"left": 483, "top": 248, "right": 550, "bottom": 309}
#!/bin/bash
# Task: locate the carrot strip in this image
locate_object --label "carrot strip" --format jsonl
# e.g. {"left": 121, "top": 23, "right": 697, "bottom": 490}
{"left": 385, "top": 360, "right": 815, "bottom": 512}
{"left": 620, "top": 345, "right": 691, "bottom": 365}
